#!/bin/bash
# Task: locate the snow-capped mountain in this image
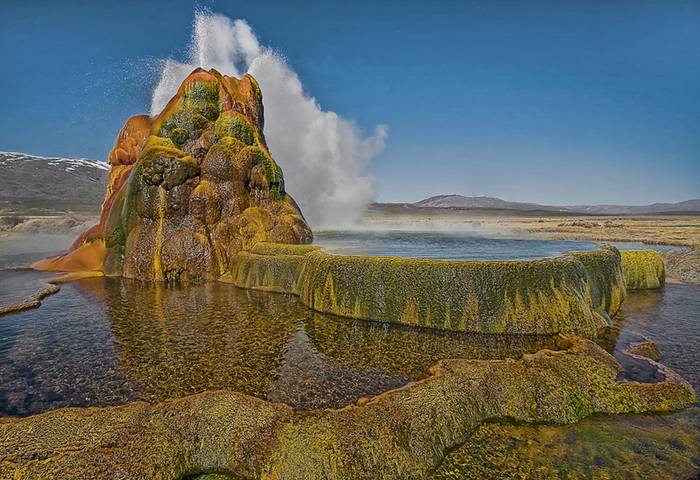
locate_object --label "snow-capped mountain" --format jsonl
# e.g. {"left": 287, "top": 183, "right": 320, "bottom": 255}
{"left": 0, "top": 151, "right": 109, "bottom": 214}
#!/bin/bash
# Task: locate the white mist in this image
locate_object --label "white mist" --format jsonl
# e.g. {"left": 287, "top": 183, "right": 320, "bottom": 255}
{"left": 150, "top": 12, "right": 387, "bottom": 228}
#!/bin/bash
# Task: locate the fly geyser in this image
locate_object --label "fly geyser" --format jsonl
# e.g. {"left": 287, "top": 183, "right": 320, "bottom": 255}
{"left": 35, "top": 68, "right": 312, "bottom": 281}
{"left": 33, "top": 70, "right": 665, "bottom": 340}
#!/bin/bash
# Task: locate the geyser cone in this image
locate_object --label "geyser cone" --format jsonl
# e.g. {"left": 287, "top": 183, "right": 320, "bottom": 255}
{"left": 35, "top": 68, "right": 313, "bottom": 282}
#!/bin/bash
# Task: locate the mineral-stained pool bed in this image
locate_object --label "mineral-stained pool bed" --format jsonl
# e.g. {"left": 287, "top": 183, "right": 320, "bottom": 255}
{"left": 0, "top": 265, "right": 697, "bottom": 417}
{"left": 0, "top": 269, "right": 567, "bottom": 415}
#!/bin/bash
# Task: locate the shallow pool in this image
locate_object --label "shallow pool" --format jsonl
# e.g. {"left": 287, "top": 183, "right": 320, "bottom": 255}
{"left": 313, "top": 230, "right": 671, "bottom": 260}
{"left": 0, "top": 269, "right": 562, "bottom": 416}
{"left": 1, "top": 231, "right": 696, "bottom": 418}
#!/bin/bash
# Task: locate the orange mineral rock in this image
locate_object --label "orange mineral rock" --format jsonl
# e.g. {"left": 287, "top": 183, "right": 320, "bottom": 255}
{"left": 34, "top": 68, "right": 312, "bottom": 281}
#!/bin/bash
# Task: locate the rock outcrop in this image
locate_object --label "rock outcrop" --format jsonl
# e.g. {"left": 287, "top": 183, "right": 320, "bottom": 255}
{"left": 35, "top": 69, "right": 312, "bottom": 281}
{"left": 620, "top": 250, "right": 665, "bottom": 289}
{"left": 0, "top": 335, "right": 694, "bottom": 479}
{"left": 228, "top": 243, "right": 626, "bottom": 338}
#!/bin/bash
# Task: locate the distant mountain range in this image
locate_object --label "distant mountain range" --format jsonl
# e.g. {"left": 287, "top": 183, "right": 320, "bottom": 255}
{"left": 1, "top": 151, "right": 698, "bottom": 216}
{"left": 411, "top": 195, "right": 700, "bottom": 215}
{"left": 0, "top": 151, "right": 108, "bottom": 214}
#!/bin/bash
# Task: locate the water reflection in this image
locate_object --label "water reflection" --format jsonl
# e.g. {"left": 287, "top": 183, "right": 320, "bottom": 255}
{"left": 0, "top": 272, "right": 560, "bottom": 416}
{"left": 3, "top": 268, "right": 696, "bottom": 417}
{"left": 612, "top": 283, "right": 700, "bottom": 391}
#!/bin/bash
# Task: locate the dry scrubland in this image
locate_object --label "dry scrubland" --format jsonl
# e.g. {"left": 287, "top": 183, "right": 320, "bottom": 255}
{"left": 505, "top": 216, "right": 700, "bottom": 247}
{"left": 362, "top": 207, "right": 700, "bottom": 247}
{"left": 0, "top": 214, "right": 98, "bottom": 238}
{"left": 520, "top": 216, "right": 700, "bottom": 283}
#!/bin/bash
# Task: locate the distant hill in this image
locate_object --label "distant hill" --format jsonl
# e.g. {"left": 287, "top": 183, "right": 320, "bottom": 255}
{"left": 565, "top": 199, "right": 700, "bottom": 215}
{"left": 411, "top": 194, "right": 700, "bottom": 215}
{"left": 0, "top": 151, "right": 108, "bottom": 214}
{"left": 415, "top": 195, "right": 568, "bottom": 212}
{"left": 1, "top": 152, "right": 697, "bottom": 217}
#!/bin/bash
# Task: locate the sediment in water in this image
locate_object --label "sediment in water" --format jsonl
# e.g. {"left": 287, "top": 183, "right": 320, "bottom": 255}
{"left": 0, "top": 335, "right": 694, "bottom": 479}
{"left": 430, "top": 407, "right": 700, "bottom": 479}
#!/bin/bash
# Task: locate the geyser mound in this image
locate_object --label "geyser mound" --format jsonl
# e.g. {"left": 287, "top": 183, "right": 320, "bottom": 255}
{"left": 151, "top": 12, "right": 387, "bottom": 228}
{"left": 36, "top": 68, "right": 312, "bottom": 282}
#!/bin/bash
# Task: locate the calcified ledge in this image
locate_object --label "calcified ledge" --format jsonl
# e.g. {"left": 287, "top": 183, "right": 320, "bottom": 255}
{"left": 11, "top": 245, "right": 688, "bottom": 478}
{"left": 0, "top": 334, "right": 694, "bottom": 479}
{"left": 225, "top": 243, "right": 629, "bottom": 338}
{"left": 620, "top": 249, "right": 666, "bottom": 289}
{"left": 0, "top": 283, "right": 60, "bottom": 316}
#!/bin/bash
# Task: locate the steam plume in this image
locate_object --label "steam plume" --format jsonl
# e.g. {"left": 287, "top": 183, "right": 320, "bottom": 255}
{"left": 151, "top": 12, "right": 387, "bottom": 227}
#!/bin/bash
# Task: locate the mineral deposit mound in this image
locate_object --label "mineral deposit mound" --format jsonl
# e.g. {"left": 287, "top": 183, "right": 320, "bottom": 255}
{"left": 35, "top": 68, "right": 313, "bottom": 281}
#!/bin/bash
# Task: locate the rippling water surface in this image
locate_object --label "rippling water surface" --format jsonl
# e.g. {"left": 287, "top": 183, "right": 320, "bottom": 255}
{"left": 0, "top": 269, "right": 562, "bottom": 416}
{"left": 0, "top": 232, "right": 697, "bottom": 419}
{"left": 613, "top": 283, "right": 700, "bottom": 391}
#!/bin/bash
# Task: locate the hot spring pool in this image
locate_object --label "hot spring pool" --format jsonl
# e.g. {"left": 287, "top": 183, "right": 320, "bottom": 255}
{"left": 0, "top": 233, "right": 696, "bottom": 418}
{"left": 0, "top": 269, "right": 564, "bottom": 416}
{"left": 312, "top": 230, "right": 675, "bottom": 259}
{"left": 1, "top": 270, "right": 697, "bottom": 418}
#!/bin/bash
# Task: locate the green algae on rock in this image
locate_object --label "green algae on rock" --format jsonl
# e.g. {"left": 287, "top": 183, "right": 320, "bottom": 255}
{"left": 626, "top": 339, "right": 662, "bottom": 362}
{"left": 569, "top": 246, "right": 626, "bottom": 318}
{"left": 35, "top": 68, "right": 312, "bottom": 282}
{"left": 0, "top": 335, "right": 694, "bottom": 479}
{"left": 620, "top": 249, "right": 666, "bottom": 289}
{"left": 431, "top": 408, "right": 700, "bottom": 480}
{"left": 229, "top": 243, "right": 627, "bottom": 338}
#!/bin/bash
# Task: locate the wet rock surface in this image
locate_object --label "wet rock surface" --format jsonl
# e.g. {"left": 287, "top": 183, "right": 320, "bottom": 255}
{"left": 627, "top": 339, "right": 662, "bottom": 361}
{"left": 229, "top": 243, "right": 627, "bottom": 337}
{"left": 431, "top": 408, "right": 700, "bottom": 480}
{"left": 0, "top": 335, "right": 694, "bottom": 479}
{"left": 621, "top": 249, "right": 666, "bottom": 289}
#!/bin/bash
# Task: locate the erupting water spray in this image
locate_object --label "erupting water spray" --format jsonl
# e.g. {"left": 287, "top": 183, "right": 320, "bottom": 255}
{"left": 151, "top": 12, "right": 387, "bottom": 228}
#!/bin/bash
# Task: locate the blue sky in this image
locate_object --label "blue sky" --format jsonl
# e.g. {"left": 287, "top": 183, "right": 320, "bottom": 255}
{"left": 1, "top": 0, "right": 698, "bottom": 204}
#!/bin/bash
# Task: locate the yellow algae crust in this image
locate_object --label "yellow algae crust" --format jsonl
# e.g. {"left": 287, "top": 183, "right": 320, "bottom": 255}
{"left": 230, "top": 243, "right": 627, "bottom": 337}
{"left": 620, "top": 249, "right": 665, "bottom": 289}
{"left": 0, "top": 335, "right": 694, "bottom": 479}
